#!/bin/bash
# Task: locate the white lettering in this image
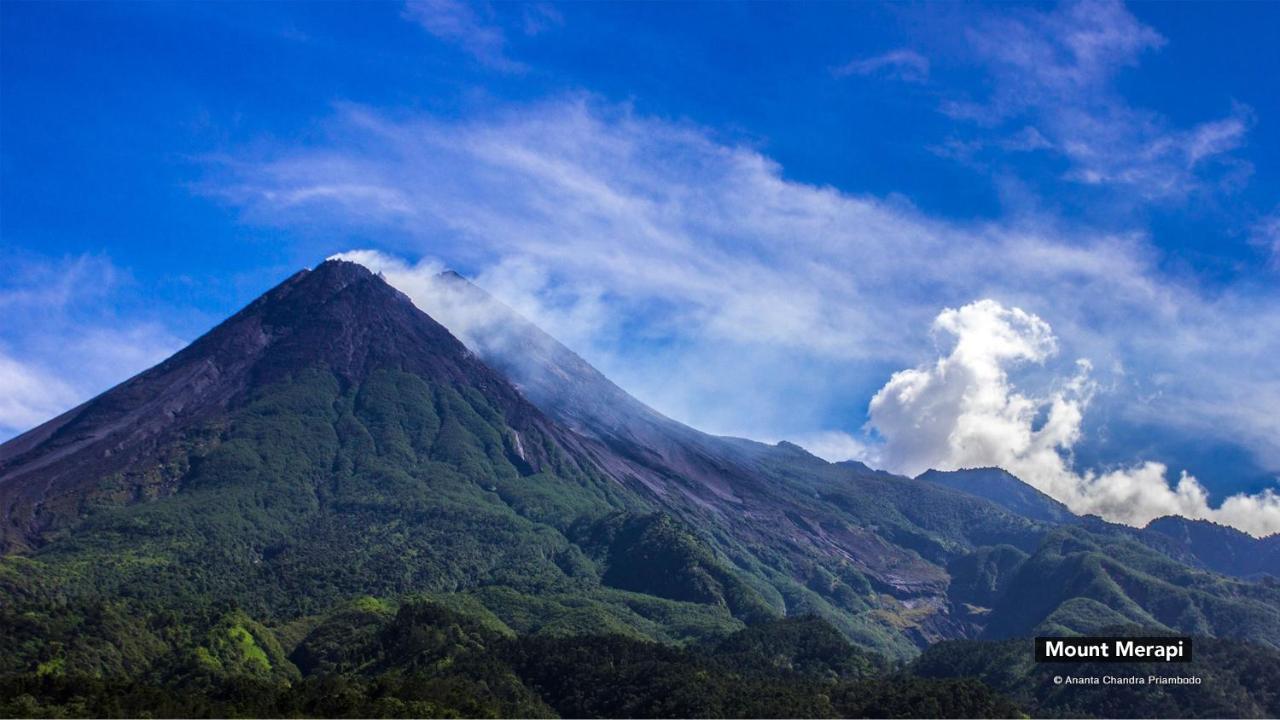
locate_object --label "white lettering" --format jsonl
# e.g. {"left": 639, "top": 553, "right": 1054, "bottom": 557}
{"left": 1045, "top": 640, "right": 1110, "bottom": 658}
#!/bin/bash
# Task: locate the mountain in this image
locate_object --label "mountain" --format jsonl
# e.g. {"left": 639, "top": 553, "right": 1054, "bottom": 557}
{"left": 916, "top": 468, "right": 1076, "bottom": 524}
{"left": 0, "top": 260, "right": 707, "bottom": 674}
{"left": 0, "top": 261, "right": 596, "bottom": 554}
{"left": 4, "top": 259, "right": 1280, "bottom": 697}
{"left": 1142, "top": 515, "right": 1280, "bottom": 580}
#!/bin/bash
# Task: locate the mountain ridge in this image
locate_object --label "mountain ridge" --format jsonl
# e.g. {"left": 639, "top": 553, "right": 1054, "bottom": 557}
{"left": 916, "top": 467, "right": 1076, "bottom": 524}
{"left": 913, "top": 465, "right": 1280, "bottom": 580}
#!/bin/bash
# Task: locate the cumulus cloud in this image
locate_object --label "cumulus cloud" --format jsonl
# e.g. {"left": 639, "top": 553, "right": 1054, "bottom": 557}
{"left": 943, "top": 0, "right": 1251, "bottom": 199}
{"left": 832, "top": 49, "right": 929, "bottom": 83}
{"left": 868, "top": 299, "right": 1280, "bottom": 537}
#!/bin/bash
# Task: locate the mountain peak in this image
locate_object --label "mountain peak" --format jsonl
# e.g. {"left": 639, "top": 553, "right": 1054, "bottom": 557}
{"left": 314, "top": 256, "right": 377, "bottom": 280}
{"left": 917, "top": 467, "right": 1075, "bottom": 524}
{"left": 0, "top": 261, "right": 549, "bottom": 551}
{"left": 258, "top": 258, "right": 378, "bottom": 308}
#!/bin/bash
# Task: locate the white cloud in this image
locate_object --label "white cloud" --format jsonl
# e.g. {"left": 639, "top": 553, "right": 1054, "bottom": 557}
{"left": 869, "top": 300, "right": 1065, "bottom": 476}
{"left": 0, "top": 255, "right": 184, "bottom": 441}
{"left": 0, "top": 253, "right": 120, "bottom": 310}
{"left": 832, "top": 49, "right": 929, "bottom": 83}
{"left": 0, "top": 350, "right": 80, "bottom": 435}
{"left": 339, "top": 247, "right": 888, "bottom": 469}
{"left": 206, "top": 97, "right": 1280, "bottom": 497}
{"left": 329, "top": 249, "right": 609, "bottom": 361}
{"left": 868, "top": 299, "right": 1280, "bottom": 537}
{"left": 790, "top": 431, "right": 876, "bottom": 464}
{"left": 402, "top": 0, "right": 525, "bottom": 72}
{"left": 212, "top": 99, "right": 1156, "bottom": 364}
{"left": 945, "top": 0, "right": 1251, "bottom": 199}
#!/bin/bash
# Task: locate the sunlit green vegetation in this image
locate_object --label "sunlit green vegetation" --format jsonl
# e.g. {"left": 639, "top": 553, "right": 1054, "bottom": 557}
{"left": 0, "top": 602, "right": 1022, "bottom": 719}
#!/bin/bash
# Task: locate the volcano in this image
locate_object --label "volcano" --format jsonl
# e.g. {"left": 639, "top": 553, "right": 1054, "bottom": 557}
{"left": 3, "top": 259, "right": 1280, "bottom": 684}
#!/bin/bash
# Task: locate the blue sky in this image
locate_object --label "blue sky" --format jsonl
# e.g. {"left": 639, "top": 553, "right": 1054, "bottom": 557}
{"left": 3, "top": 1, "right": 1280, "bottom": 533}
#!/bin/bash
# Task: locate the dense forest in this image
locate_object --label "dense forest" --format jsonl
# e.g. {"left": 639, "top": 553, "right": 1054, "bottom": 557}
{"left": 4, "top": 598, "right": 1279, "bottom": 719}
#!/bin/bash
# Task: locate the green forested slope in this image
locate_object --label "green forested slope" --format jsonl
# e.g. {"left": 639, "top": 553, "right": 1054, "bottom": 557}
{"left": 1, "top": 367, "right": 764, "bottom": 680}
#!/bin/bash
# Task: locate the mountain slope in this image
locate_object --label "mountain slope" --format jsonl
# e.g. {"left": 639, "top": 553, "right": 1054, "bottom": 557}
{"left": 978, "top": 524, "right": 1280, "bottom": 641}
{"left": 422, "top": 271, "right": 1061, "bottom": 650}
{"left": 3, "top": 260, "right": 1280, "bottom": 684}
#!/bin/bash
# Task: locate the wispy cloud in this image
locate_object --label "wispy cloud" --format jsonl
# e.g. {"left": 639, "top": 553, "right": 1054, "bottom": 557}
{"left": 832, "top": 49, "right": 929, "bottom": 83}
{"left": 1253, "top": 210, "right": 1280, "bottom": 269}
{"left": 0, "top": 255, "right": 184, "bottom": 440}
{"left": 0, "top": 350, "right": 80, "bottom": 433}
{"left": 0, "top": 253, "right": 121, "bottom": 309}
{"left": 789, "top": 431, "right": 875, "bottom": 464}
{"left": 521, "top": 3, "right": 563, "bottom": 37}
{"left": 205, "top": 97, "right": 1280, "bottom": 506}
{"left": 402, "top": 0, "right": 526, "bottom": 72}
{"left": 942, "top": 0, "right": 1252, "bottom": 199}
